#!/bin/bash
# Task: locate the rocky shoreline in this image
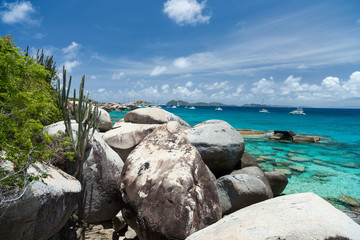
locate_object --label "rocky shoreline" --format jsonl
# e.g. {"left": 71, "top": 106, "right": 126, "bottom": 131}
{"left": 1, "top": 107, "right": 359, "bottom": 239}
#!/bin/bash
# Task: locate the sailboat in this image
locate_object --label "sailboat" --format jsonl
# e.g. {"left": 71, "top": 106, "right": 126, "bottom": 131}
{"left": 289, "top": 107, "right": 306, "bottom": 115}
{"left": 259, "top": 98, "right": 270, "bottom": 113}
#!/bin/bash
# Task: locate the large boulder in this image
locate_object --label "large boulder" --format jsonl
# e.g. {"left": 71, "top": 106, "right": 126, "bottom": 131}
{"left": 232, "top": 166, "right": 273, "bottom": 198}
{"left": 185, "top": 120, "right": 244, "bottom": 177}
{"left": 0, "top": 162, "right": 81, "bottom": 240}
{"left": 186, "top": 192, "right": 360, "bottom": 240}
{"left": 80, "top": 131, "right": 124, "bottom": 223}
{"left": 102, "top": 122, "right": 159, "bottom": 161}
{"left": 215, "top": 173, "right": 269, "bottom": 216}
{"left": 97, "top": 108, "right": 113, "bottom": 132}
{"left": 45, "top": 121, "right": 124, "bottom": 223}
{"left": 124, "top": 108, "right": 191, "bottom": 127}
{"left": 264, "top": 171, "right": 288, "bottom": 196}
{"left": 120, "top": 121, "right": 222, "bottom": 240}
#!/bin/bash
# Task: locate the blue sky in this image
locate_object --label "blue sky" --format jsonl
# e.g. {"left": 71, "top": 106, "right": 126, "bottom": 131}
{"left": 1, "top": 0, "right": 360, "bottom": 107}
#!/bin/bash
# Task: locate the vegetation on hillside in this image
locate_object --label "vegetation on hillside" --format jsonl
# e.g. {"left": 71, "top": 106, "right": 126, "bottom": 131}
{"left": 0, "top": 35, "right": 62, "bottom": 201}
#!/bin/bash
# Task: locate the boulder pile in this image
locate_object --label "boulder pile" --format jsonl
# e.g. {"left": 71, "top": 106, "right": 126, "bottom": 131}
{"left": 2, "top": 108, "right": 359, "bottom": 240}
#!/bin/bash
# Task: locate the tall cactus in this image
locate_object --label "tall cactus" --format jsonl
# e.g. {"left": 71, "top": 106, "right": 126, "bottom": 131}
{"left": 56, "top": 66, "right": 100, "bottom": 178}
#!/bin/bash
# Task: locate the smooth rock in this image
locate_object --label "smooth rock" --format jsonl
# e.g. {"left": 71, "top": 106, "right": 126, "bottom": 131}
{"left": 80, "top": 131, "right": 124, "bottom": 223}
{"left": 102, "top": 122, "right": 159, "bottom": 161}
{"left": 185, "top": 120, "right": 244, "bottom": 177}
{"left": 0, "top": 162, "right": 81, "bottom": 240}
{"left": 185, "top": 192, "right": 360, "bottom": 240}
{"left": 124, "top": 108, "right": 191, "bottom": 127}
{"left": 98, "top": 108, "right": 113, "bottom": 132}
{"left": 264, "top": 171, "right": 288, "bottom": 196}
{"left": 274, "top": 168, "right": 292, "bottom": 176}
{"left": 232, "top": 166, "right": 273, "bottom": 198}
{"left": 120, "top": 121, "right": 221, "bottom": 240}
{"left": 215, "top": 173, "right": 269, "bottom": 215}
{"left": 236, "top": 151, "right": 260, "bottom": 169}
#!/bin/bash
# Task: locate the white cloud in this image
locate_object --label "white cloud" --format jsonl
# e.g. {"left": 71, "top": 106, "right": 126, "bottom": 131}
{"left": 251, "top": 78, "right": 275, "bottom": 95}
{"left": 98, "top": 88, "right": 105, "bottom": 93}
{"left": 232, "top": 85, "right": 244, "bottom": 97}
{"left": 112, "top": 72, "right": 125, "bottom": 80}
{"left": 186, "top": 81, "right": 193, "bottom": 87}
{"left": 1, "top": 1, "right": 36, "bottom": 24}
{"left": 90, "top": 75, "right": 97, "bottom": 80}
{"left": 172, "top": 86, "right": 202, "bottom": 97}
{"left": 202, "top": 81, "right": 230, "bottom": 91}
{"left": 161, "top": 84, "right": 170, "bottom": 93}
{"left": 163, "top": 0, "right": 211, "bottom": 26}
{"left": 174, "top": 57, "right": 190, "bottom": 68}
{"left": 64, "top": 60, "right": 80, "bottom": 72}
{"left": 150, "top": 66, "right": 167, "bottom": 76}
{"left": 62, "top": 42, "right": 80, "bottom": 59}
{"left": 343, "top": 71, "right": 360, "bottom": 97}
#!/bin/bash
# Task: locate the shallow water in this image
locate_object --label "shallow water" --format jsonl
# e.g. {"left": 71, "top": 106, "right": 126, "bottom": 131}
{"left": 110, "top": 106, "right": 360, "bottom": 209}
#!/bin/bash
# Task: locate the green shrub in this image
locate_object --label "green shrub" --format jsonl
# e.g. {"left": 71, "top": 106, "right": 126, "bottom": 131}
{"left": 0, "top": 35, "right": 62, "bottom": 199}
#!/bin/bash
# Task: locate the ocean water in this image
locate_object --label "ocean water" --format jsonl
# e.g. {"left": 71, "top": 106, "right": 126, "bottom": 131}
{"left": 110, "top": 106, "right": 360, "bottom": 209}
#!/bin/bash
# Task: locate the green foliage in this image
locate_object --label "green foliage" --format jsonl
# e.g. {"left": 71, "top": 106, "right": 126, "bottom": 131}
{"left": 0, "top": 35, "right": 62, "bottom": 196}
{"left": 56, "top": 67, "right": 100, "bottom": 178}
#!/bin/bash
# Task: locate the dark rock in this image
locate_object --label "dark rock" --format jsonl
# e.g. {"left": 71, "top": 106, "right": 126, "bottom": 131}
{"left": 232, "top": 166, "right": 273, "bottom": 198}
{"left": 264, "top": 171, "right": 288, "bottom": 196}
{"left": 235, "top": 151, "right": 259, "bottom": 169}
{"left": 185, "top": 120, "right": 244, "bottom": 177}
{"left": 215, "top": 173, "right": 269, "bottom": 215}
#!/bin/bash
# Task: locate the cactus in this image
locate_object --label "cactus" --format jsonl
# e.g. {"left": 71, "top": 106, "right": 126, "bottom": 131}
{"left": 56, "top": 67, "right": 100, "bottom": 178}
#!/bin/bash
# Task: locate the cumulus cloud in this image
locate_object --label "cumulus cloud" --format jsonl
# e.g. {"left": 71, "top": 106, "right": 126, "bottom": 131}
{"left": 150, "top": 66, "right": 167, "bottom": 76}
{"left": 98, "top": 88, "right": 105, "bottom": 93}
{"left": 112, "top": 72, "right": 125, "bottom": 80}
{"left": 185, "top": 81, "right": 193, "bottom": 87}
{"left": 64, "top": 60, "right": 80, "bottom": 72}
{"left": 343, "top": 71, "right": 360, "bottom": 97}
{"left": 174, "top": 57, "right": 191, "bottom": 68}
{"left": 251, "top": 78, "right": 275, "bottom": 95}
{"left": 1, "top": 1, "right": 36, "bottom": 24}
{"left": 249, "top": 71, "right": 360, "bottom": 105}
{"left": 163, "top": 0, "right": 211, "bottom": 25}
{"left": 90, "top": 75, "right": 97, "bottom": 80}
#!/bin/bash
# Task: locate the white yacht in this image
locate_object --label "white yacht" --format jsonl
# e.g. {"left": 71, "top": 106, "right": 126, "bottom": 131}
{"left": 215, "top": 107, "right": 223, "bottom": 111}
{"left": 259, "top": 108, "right": 270, "bottom": 113}
{"left": 289, "top": 107, "right": 306, "bottom": 115}
{"left": 189, "top": 106, "right": 196, "bottom": 110}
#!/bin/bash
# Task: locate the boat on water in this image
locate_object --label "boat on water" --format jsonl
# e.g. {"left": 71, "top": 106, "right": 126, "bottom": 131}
{"left": 171, "top": 106, "right": 177, "bottom": 108}
{"left": 259, "top": 108, "right": 269, "bottom": 113}
{"left": 215, "top": 107, "right": 223, "bottom": 111}
{"left": 189, "top": 106, "right": 196, "bottom": 110}
{"left": 289, "top": 107, "right": 306, "bottom": 115}
{"left": 259, "top": 98, "right": 270, "bottom": 113}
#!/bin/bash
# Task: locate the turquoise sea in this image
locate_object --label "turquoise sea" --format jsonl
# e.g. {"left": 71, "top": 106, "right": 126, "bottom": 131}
{"left": 110, "top": 106, "right": 360, "bottom": 209}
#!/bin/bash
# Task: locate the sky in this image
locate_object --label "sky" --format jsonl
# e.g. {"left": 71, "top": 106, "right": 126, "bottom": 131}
{"left": 1, "top": 0, "right": 360, "bottom": 108}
